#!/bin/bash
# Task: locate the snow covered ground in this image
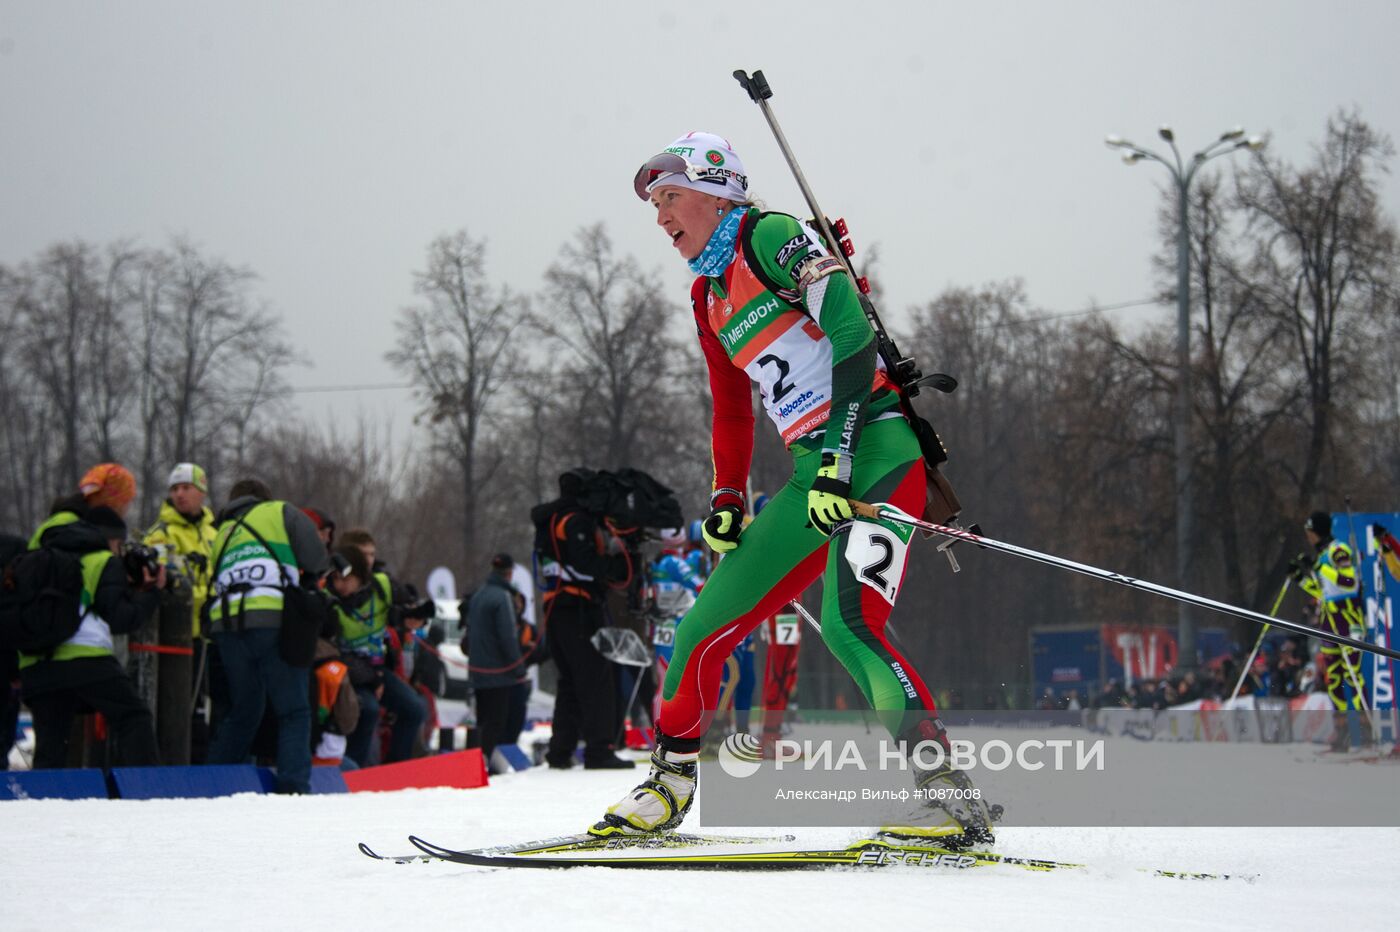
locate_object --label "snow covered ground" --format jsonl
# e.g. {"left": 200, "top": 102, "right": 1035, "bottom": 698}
{"left": 3, "top": 757, "right": 1396, "bottom": 932}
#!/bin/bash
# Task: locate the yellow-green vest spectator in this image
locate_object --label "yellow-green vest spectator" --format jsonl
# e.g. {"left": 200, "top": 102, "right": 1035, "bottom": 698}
{"left": 208, "top": 501, "right": 300, "bottom": 628}
{"left": 27, "top": 511, "right": 81, "bottom": 550}
{"left": 334, "top": 572, "right": 393, "bottom": 661}
{"left": 18, "top": 550, "right": 119, "bottom": 669}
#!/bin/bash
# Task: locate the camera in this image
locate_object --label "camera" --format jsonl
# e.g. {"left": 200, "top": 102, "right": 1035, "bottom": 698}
{"left": 122, "top": 542, "right": 162, "bottom": 585}
{"left": 571, "top": 467, "right": 683, "bottom": 531}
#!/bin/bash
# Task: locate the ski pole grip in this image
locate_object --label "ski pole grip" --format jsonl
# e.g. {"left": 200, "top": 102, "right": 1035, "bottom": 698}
{"left": 733, "top": 69, "right": 773, "bottom": 102}
{"left": 849, "top": 500, "right": 882, "bottom": 520}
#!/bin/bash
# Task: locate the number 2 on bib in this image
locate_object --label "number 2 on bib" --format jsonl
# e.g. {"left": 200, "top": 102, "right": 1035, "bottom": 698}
{"left": 757, "top": 353, "right": 795, "bottom": 404}
{"left": 843, "top": 522, "right": 910, "bottom": 605}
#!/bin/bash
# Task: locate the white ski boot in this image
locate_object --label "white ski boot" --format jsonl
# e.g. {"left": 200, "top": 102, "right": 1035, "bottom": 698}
{"left": 589, "top": 746, "right": 699, "bottom": 837}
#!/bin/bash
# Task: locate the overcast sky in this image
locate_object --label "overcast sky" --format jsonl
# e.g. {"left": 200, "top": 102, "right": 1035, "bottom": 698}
{"left": 4, "top": 1, "right": 1398, "bottom": 430}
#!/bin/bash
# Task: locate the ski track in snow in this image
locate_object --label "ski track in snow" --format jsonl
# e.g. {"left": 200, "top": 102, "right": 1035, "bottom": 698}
{"left": 3, "top": 764, "right": 1396, "bottom": 932}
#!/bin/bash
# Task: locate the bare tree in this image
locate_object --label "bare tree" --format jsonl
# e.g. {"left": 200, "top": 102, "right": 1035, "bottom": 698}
{"left": 123, "top": 239, "right": 293, "bottom": 519}
{"left": 388, "top": 230, "right": 523, "bottom": 569}
{"left": 0, "top": 266, "right": 52, "bottom": 529}
{"left": 83, "top": 244, "right": 141, "bottom": 463}
{"left": 12, "top": 242, "right": 105, "bottom": 489}
{"left": 0, "top": 237, "right": 290, "bottom": 530}
{"left": 1234, "top": 111, "right": 1400, "bottom": 574}
{"left": 1138, "top": 175, "right": 1298, "bottom": 608}
{"left": 160, "top": 239, "right": 289, "bottom": 464}
{"left": 537, "top": 224, "right": 690, "bottom": 469}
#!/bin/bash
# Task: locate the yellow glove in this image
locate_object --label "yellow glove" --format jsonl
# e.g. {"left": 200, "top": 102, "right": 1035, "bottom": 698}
{"left": 702, "top": 504, "right": 744, "bottom": 553}
{"left": 808, "top": 452, "right": 854, "bottom": 536}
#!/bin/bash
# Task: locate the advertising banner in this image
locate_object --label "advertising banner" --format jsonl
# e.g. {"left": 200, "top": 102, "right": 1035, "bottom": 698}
{"left": 1336, "top": 512, "right": 1398, "bottom": 718}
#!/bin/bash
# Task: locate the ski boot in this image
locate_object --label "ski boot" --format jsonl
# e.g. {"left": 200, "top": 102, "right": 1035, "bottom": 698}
{"left": 878, "top": 719, "right": 1000, "bottom": 850}
{"left": 589, "top": 743, "right": 699, "bottom": 837}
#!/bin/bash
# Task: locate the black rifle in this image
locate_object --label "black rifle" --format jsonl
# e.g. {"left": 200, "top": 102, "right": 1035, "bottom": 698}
{"left": 734, "top": 69, "right": 972, "bottom": 556}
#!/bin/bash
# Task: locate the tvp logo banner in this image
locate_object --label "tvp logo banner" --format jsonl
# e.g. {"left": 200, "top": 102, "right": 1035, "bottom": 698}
{"left": 1103, "top": 625, "right": 1178, "bottom": 687}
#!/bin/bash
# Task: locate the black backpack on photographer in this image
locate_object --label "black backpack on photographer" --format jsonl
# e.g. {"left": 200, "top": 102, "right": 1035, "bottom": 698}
{"left": 0, "top": 532, "right": 85, "bottom": 655}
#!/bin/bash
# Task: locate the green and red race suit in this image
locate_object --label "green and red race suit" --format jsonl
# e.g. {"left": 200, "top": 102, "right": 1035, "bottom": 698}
{"left": 660, "top": 209, "right": 941, "bottom": 743}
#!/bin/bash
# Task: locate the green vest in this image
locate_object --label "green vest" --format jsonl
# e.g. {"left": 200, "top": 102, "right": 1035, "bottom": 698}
{"left": 18, "top": 550, "right": 117, "bottom": 668}
{"left": 208, "top": 501, "right": 299, "bottom": 625}
{"left": 27, "top": 511, "right": 80, "bottom": 550}
{"left": 334, "top": 572, "right": 393, "bottom": 660}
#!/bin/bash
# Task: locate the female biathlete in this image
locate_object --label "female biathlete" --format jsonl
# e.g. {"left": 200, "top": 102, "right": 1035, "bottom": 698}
{"left": 591, "top": 132, "right": 993, "bottom": 844}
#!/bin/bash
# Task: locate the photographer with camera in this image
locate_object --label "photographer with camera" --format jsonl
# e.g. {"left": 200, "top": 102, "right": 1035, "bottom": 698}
{"left": 531, "top": 468, "right": 636, "bottom": 770}
{"left": 20, "top": 504, "right": 164, "bottom": 768}
{"left": 205, "top": 478, "right": 328, "bottom": 794}
{"left": 325, "top": 543, "right": 427, "bottom": 768}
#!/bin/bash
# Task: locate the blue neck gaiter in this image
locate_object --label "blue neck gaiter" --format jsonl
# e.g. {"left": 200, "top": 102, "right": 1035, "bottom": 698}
{"left": 687, "top": 207, "right": 747, "bottom": 278}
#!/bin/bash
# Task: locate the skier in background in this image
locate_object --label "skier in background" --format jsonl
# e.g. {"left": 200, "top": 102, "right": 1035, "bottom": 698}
{"left": 648, "top": 528, "right": 700, "bottom": 733}
{"left": 1294, "top": 510, "right": 1370, "bottom": 752}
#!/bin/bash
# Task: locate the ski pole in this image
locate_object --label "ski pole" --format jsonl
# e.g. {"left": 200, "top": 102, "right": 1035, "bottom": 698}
{"left": 849, "top": 500, "right": 1400, "bottom": 663}
{"left": 1230, "top": 578, "right": 1291, "bottom": 700}
{"left": 788, "top": 599, "right": 822, "bottom": 636}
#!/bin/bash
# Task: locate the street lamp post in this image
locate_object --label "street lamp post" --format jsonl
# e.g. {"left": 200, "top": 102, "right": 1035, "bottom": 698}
{"left": 1105, "top": 126, "right": 1263, "bottom": 672}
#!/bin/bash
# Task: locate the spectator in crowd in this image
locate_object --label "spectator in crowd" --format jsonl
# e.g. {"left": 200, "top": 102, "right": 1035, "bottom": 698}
{"left": 309, "top": 619, "right": 359, "bottom": 770}
{"left": 531, "top": 468, "right": 633, "bottom": 770}
{"left": 337, "top": 527, "right": 436, "bottom": 750}
{"left": 21, "top": 505, "right": 164, "bottom": 768}
{"left": 1236, "top": 655, "right": 1268, "bottom": 698}
{"left": 410, "top": 622, "right": 449, "bottom": 699}
{"left": 325, "top": 543, "right": 426, "bottom": 767}
{"left": 1093, "top": 678, "right": 1125, "bottom": 709}
{"left": 205, "top": 478, "right": 328, "bottom": 794}
{"left": 1156, "top": 681, "right": 1172, "bottom": 706}
{"left": 142, "top": 463, "right": 217, "bottom": 629}
{"left": 28, "top": 462, "right": 139, "bottom": 548}
{"left": 465, "top": 553, "right": 527, "bottom": 766}
{"left": 142, "top": 462, "right": 219, "bottom": 759}
{"left": 301, "top": 507, "right": 336, "bottom": 553}
{"left": 503, "top": 581, "right": 546, "bottom": 750}
{"left": 647, "top": 528, "right": 703, "bottom": 732}
{"left": 339, "top": 527, "right": 419, "bottom": 610}
{"left": 1273, "top": 638, "right": 1306, "bottom": 698}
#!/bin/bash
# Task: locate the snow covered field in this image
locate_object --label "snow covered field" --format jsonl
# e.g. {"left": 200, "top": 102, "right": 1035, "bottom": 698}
{"left": 3, "top": 759, "right": 1396, "bottom": 932}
